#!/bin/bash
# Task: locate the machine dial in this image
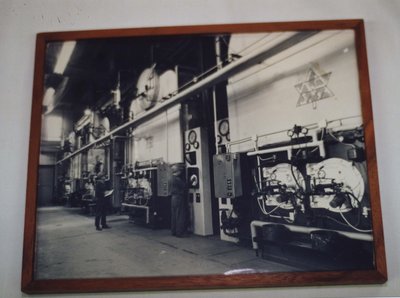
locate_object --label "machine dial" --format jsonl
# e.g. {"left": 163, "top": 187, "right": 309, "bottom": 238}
{"left": 190, "top": 174, "right": 198, "bottom": 187}
{"left": 218, "top": 119, "right": 230, "bottom": 136}
{"left": 188, "top": 130, "right": 197, "bottom": 144}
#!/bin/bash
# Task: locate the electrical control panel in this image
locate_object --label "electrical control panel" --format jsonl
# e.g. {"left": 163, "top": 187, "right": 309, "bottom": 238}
{"left": 185, "top": 127, "right": 213, "bottom": 236}
{"left": 213, "top": 153, "right": 242, "bottom": 198}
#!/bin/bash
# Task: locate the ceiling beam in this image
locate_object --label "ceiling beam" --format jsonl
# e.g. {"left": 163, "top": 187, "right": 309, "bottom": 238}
{"left": 57, "top": 30, "right": 318, "bottom": 164}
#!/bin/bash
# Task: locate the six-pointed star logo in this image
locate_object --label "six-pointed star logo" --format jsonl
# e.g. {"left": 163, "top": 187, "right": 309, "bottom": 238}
{"left": 295, "top": 68, "right": 334, "bottom": 109}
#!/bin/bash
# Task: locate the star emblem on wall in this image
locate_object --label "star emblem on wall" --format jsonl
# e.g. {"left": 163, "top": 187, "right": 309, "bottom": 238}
{"left": 295, "top": 68, "right": 334, "bottom": 109}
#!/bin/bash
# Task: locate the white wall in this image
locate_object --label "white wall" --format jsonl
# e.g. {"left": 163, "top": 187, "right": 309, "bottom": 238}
{"left": 228, "top": 30, "right": 362, "bottom": 152}
{"left": 39, "top": 153, "right": 56, "bottom": 166}
{"left": 128, "top": 106, "right": 183, "bottom": 164}
{"left": 0, "top": 1, "right": 399, "bottom": 298}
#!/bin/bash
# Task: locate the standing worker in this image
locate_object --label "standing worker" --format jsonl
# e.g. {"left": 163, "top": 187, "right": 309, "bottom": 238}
{"left": 170, "top": 164, "right": 188, "bottom": 237}
{"left": 94, "top": 162, "right": 113, "bottom": 231}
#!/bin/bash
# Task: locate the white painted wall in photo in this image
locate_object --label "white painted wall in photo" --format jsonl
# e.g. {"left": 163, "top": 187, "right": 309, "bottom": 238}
{"left": 0, "top": 0, "right": 399, "bottom": 298}
{"left": 41, "top": 114, "right": 63, "bottom": 141}
{"left": 228, "top": 30, "right": 362, "bottom": 152}
{"left": 129, "top": 105, "right": 182, "bottom": 164}
{"left": 39, "top": 153, "right": 57, "bottom": 166}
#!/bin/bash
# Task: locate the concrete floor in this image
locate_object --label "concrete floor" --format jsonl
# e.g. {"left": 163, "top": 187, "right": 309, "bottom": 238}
{"left": 35, "top": 206, "right": 298, "bottom": 279}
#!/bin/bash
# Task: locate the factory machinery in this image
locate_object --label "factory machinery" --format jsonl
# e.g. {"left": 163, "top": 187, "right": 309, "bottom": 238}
{"left": 213, "top": 120, "right": 374, "bottom": 270}
{"left": 118, "top": 160, "right": 172, "bottom": 228}
{"left": 53, "top": 30, "right": 376, "bottom": 271}
{"left": 58, "top": 115, "right": 374, "bottom": 270}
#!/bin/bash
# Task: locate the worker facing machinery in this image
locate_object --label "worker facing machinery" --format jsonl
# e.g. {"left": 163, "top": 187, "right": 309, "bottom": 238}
{"left": 214, "top": 123, "right": 374, "bottom": 270}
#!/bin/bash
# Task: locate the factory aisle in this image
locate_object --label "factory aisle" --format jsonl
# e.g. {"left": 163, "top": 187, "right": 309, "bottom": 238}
{"left": 35, "top": 206, "right": 297, "bottom": 279}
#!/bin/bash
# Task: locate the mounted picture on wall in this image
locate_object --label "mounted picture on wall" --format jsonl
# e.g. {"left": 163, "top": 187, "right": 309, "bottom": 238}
{"left": 22, "top": 19, "right": 387, "bottom": 293}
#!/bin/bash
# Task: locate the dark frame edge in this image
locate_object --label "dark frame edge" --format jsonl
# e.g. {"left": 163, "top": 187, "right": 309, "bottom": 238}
{"left": 353, "top": 20, "right": 387, "bottom": 282}
{"left": 22, "top": 269, "right": 386, "bottom": 294}
{"left": 21, "top": 33, "right": 46, "bottom": 293}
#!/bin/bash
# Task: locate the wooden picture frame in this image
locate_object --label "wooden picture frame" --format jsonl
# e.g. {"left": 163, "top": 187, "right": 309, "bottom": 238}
{"left": 22, "top": 19, "right": 387, "bottom": 294}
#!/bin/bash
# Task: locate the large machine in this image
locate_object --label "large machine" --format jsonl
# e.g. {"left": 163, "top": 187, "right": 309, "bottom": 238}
{"left": 52, "top": 29, "right": 376, "bottom": 271}
{"left": 56, "top": 109, "right": 115, "bottom": 210}
{"left": 212, "top": 123, "right": 374, "bottom": 270}
{"left": 119, "top": 160, "right": 172, "bottom": 228}
{"left": 185, "top": 127, "right": 213, "bottom": 236}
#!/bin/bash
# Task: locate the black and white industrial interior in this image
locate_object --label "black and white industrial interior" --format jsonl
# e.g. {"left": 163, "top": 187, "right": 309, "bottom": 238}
{"left": 36, "top": 29, "right": 375, "bottom": 279}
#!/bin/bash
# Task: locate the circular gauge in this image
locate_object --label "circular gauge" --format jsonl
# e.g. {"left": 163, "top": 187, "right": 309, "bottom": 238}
{"left": 185, "top": 143, "right": 191, "bottom": 151}
{"left": 217, "top": 135, "right": 222, "bottom": 145}
{"left": 193, "top": 141, "right": 200, "bottom": 149}
{"left": 218, "top": 119, "right": 230, "bottom": 136}
{"left": 188, "top": 130, "right": 197, "bottom": 144}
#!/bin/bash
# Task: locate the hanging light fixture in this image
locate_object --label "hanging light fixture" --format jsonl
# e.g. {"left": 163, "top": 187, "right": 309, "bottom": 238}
{"left": 54, "top": 41, "right": 76, "bottom": 75}
{"left": 84, "top": 108, "right": 92, "bottom": 116}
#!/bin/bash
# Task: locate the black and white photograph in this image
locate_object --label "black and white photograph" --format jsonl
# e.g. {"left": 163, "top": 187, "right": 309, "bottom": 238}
{"left": 23, "top": 21, "right": 386, "bottom": 292}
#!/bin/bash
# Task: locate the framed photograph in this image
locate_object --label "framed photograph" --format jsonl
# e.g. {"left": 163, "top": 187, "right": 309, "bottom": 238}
{"left": 22, "top": 19, "right": 387, "bottom": 294}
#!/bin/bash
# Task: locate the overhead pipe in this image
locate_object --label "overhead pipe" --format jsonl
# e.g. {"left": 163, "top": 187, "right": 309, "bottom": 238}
{"left": 247, "top": 140, "right": 326, "bottom": 160}
{"left": 57, "top": 30, "right": 318, "bottom": 164}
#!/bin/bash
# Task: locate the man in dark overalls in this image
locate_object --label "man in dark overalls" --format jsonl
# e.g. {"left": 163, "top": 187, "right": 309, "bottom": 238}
{"left": 94, "top": 172, "right": 112, "bottom": 231}
{"left": 170, "top": 164, "right": 188, "bottom": 237}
